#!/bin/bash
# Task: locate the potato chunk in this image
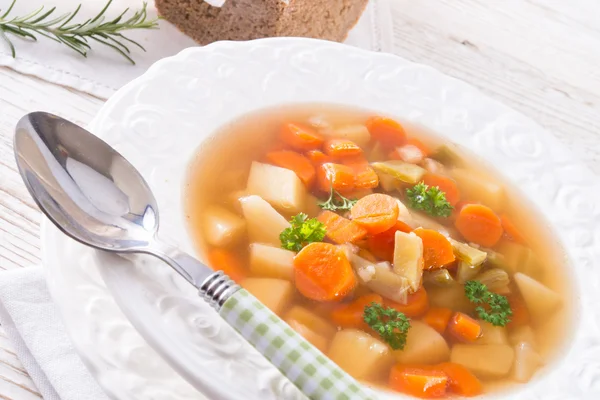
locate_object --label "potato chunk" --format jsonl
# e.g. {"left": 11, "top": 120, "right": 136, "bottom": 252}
{"left": 350, "top": 254, "right": 410, "bottom": 303}
{"left": 450, "top": 344, "right": 515, "bottom": 379}
{"left": 249, "top": 243, "right": 294, "bottom": 280}
{"left": 285, "top": 319, "right": 329, "bottom": 353}
{"left": 285, "top": 306, "right": 336, "bottom": 339}
{"left": 240, "top": 195, "right": 289, "bottom": 246}
{"left": 246, "top": 162, "right": 307, "bottom": 215}
{"left": 451, "top": 168, "right": 505, "bottom": 212}
{"left": 476, "top": 321, "right": 508, "bottom": 345}
{"left": 512, "top": 342, "right": 542, "bottom": 383}
{"left": 393, "top": 321, "right": 450, "bottom": 365}
{"left": 514, "top": 273, "right": 561, "bottom": 323}
{"left": 202, "top": 205, "right": 246, "bottom": 247}
{"left": 241, "top": 278, "right": 294, "bottom": 315}
{"left": 328, "top": 329, "right": 393, "bottom": 381}
{"left": 393, "top": 231, "right": 424, "bottom": 292}
{"left": 330, "top": 125, "right": 371, "bottom": 147}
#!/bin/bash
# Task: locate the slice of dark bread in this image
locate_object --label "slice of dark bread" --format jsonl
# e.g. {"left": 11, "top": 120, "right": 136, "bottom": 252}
{"left": 155, "top": 0, "right": 369, "bottom": 44}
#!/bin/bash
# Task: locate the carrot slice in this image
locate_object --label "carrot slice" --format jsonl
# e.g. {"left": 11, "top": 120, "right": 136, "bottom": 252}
{"left": 265, "top": 150, "right": 316, "bottom": 187}
{"left": 501, "top": 214, "right": 527, "bottom": 244}
{"left": 352, "top": 164, "right": 379, "bottom": 189}
{"left": 455, "top": 204, "right": 503, "bottom": 247}
{"left": 413, "top": 228, "right": 456, "bottom": 269}
{"left": 366, "top": 116, "right": 407, "bottom": 148}
{"left": 437, "top": 362, "right": 482, "bottom": 397}
{"left": 305, "top": 150, "right": 333, "bottom": 167}
{"left": 280, "top": 122, "right": 324, "bottom": 151}
{"left": 384, "top": 286, "right": 429, "bottom": 318}
{"left": 330, "top": 293, "right": 383, "bottom": 329}
{"left": 448, "top": 312, "right": 482, "bottom": 342}
{"left": 317, "top": 210, "right": 368, "bottom": 244}
{"left": 317, "top": 162, "right": 355, "bottom": 193}
{"left": 506, "top": 291, "right": 530, "bottom": 329}
{"left": 367, "top": 220, "right": 412, "bottom": 262}
{"left": 207, "top": 248, "right": 247, "bottom": 283}
{"left": 389, "top": 365, "right": 447, "bottom": 398}
{"left": 406, "top": 138, "right": 431, "bottom": 157}
{"left": 422, "top": 307, "right": 453, "bottom": 334}
{"left": 422, "top": 173, "right": 461, "bottom": 206}
{"left": 323, "top": 139, "right": 363, "bottom": 158}
{"left": 350, "top": 193, "right": 400, "bottom": 234}
{"left": 293, "top": 242, "right": 357, "bottom": 301}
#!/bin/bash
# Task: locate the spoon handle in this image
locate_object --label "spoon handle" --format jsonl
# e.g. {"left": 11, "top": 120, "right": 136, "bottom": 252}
{"left": 200, "top": 272, "right": 374, "bottom": 400}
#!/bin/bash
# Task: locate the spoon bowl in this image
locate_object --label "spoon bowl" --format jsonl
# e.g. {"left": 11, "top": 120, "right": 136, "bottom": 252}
{"left": 15, "top": 112, "right": 159, "bottom": 252}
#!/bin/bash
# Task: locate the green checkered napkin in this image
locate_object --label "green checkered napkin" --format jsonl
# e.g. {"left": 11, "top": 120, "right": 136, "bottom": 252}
{"left": 220, "top": 289, "right": 375, "bottom": 400}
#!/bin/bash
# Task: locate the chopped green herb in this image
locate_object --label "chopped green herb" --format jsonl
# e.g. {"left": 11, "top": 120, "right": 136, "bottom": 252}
{"left": 363, "top": 302, "right": 411, "bottom": 350}
{"left": 318, "top": 186, "right": 358, "bottom": 211}
{"left": 406, "top": 181, "right": 453, "bottom": 218}
{"left": 279, "top": 213, "right": 326, "bottom": 252}
{"left": 464, "top": 280, "right": 512, "bottom": 327}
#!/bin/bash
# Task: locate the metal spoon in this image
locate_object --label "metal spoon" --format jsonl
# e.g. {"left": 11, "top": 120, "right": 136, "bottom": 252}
{"left": 14, "top": 112, "right": 373, "bottom": 400}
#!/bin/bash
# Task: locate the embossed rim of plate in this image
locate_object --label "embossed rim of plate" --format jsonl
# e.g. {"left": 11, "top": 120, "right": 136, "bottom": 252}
{"left": 43, "top": 37, "right": 600, "bottom": 400}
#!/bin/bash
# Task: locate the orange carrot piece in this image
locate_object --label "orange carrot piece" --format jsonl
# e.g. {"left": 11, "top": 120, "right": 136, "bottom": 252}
{"left": 413, "top": 228, "right": 456, "bottom": 269}
{"left": 366, "top": 116, "right": 407, "bottom": 148}
{"left": 280, "top": 122, "right": 324, "bottom": 151}
{"left": 384, "top": 286, "right": 429, "bottom": 318}
{"left": 293, "top": 242, "right": 357, "bottom": 301}
{"left": 323, "top": 139, "right": 363, "bottom": 158}
{"left": 352, "top": 164, "right": 379, "bottom": 189}
{"left": 406, "top": 138, "right": 431, "bottom": 157}
{"left": 437, "top": 362, "right": 482, "bottom": 397}
{"left": 265, "top": 150, "right": 316, "bottom": 187}
{"left": 501, "top": 214, "right": 527, "bottom": 244}
{"left": 317, "top": 162, "right": 355, "bottom": 193}
{"left": 350, "top": 193, "right": 400, "bottom": 234}
{"left": 506, "top": 292, "right": 530, "bottom": 329}
{"left": 455, "top": 204, "right": 503, "bottom": 248}
{"left": 389, "top": 365, "right": 448, "bottom": 398}
{"left": 339, "top": 153, "right": 369, "bottom": 167}
{"left": 448, "top": 312, "right": 482, "bottom": 342}
{"left": 367, "top": 220, "right": 412, "bottom": 262}
{"left": 330, "top": 293, "right": 383, "bottom": 329}
{"left": 305, "top": 150, "right": 333, "bottom": 167}
{"left": 317, "top": 211, "right": 368, "bottom": 244}
{"left": 207, "top": 248, "right": 247, "bottom": 283}
{"left": 422, "top": 307, "right": 453, "bottom": 334}
{"left": 423, "top": 173, "right": 461, "bottom": 206}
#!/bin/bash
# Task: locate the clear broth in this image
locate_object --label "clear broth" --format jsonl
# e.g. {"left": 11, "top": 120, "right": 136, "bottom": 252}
{"left": 185, "top": 104, "right": 574, "bottom": 396}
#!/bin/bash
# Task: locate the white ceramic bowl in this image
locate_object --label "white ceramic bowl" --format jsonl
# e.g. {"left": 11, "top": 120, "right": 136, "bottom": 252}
{"left": 44, "top": 38, "right": 600, "bottom": 400}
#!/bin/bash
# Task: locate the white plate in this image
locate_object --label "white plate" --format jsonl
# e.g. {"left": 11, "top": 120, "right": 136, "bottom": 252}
{"left": 43, "top": 38, "right": 600, "bottom": 400}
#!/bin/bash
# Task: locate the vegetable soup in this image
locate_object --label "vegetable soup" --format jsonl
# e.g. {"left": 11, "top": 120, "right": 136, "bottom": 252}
{"left": 185, "top": 105, "right": 572, "bottom": 398}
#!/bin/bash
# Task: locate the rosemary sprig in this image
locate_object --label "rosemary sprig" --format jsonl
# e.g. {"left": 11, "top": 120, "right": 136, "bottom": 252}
{"left": 0, "top": 0, "right": 160, "bottom": 64}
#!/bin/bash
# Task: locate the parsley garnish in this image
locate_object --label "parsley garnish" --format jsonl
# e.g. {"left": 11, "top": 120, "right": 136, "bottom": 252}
{"left": 406, "top": 181, "right": 453, "bottom": 217}
{"left": 464, "top": 281, "right": 512, "bottom": 326}
{"left": 318, "top": 186, "right": 358, "bottom": 211}
{"left": 363, "top": 302, "right": 411, "bottom": 350}
{"left": 279, "top": 213, "right": 326, "bottom": 252}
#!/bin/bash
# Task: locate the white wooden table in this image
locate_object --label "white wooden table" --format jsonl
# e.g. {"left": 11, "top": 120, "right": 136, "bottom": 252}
{"left": 0, "top": 0, "right": 599, "bottom": 398}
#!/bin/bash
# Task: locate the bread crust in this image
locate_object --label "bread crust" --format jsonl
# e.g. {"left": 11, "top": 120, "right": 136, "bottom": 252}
{"left": 155, "top": 0, "right": 369, "bottom": 44}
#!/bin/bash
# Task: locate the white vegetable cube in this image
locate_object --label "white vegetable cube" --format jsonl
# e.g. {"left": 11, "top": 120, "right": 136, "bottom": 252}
{"left": 393, "top": 231, "right": 424, "bottom": 292}
{"left": 514, "top": 273, "right": 562, "bottom": 324}
{"left": 451, "top": 344, "right": 515, "bottom": 379}
{"left": 476, "top": 321, "right": 508, "bottom": 345}
{"left": 202, "top": 205, "right": 246, "bottom": 247}
{"left": 246, "top": 162, "right": 307, "bottom": 215}
{"left": 240, "top": 195, "right": 289, "bottom": 246}
{"left": 512, "top": 342, "right": 542, "bottom": 383}
{"left": 241, "top": 278, "right": 294, "bottom": 316}
{"left": 393, "top": 321, "right": 450, "bottom": 364}
{"left": 249, "top": 243, "right": 295, "bottom": 280}
{"left": 327, "top": 329, "right": 393, "bottom": 381}
{"left": 331, "top": 125, "right": 371, "bottom": 147}
{"left": 508, "top": 326, "right": 538, "bottom": 349}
